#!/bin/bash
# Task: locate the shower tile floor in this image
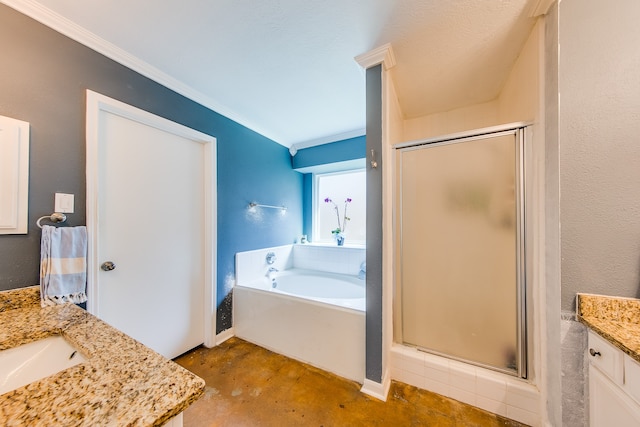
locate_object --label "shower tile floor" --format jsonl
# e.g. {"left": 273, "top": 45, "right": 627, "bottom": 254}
{"left": 174, "top": 337, "right": 528, "bottom": 427}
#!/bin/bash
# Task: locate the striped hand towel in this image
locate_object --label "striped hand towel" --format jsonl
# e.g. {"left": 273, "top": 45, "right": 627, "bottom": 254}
{"left": 40, "top": 225, "right": 88, "bottom": 306}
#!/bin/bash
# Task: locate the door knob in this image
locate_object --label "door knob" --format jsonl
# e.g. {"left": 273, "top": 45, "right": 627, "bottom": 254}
{"left": 589, "top": 348, "right": 601, "bottom": 357}
{"left": 101, "top": 261, "right": 116, "bottom": 271}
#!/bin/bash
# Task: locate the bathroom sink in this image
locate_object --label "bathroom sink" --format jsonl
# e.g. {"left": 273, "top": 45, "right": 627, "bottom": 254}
{"left": 0, "top": 335, "right": 86, "bottom": 395}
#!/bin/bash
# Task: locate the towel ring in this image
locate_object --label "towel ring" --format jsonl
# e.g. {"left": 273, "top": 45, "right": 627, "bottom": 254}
{"left": 36, "top": 212, "right": 67, "bottom": 228}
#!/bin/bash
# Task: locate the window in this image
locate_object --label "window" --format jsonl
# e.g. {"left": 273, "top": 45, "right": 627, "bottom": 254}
{"left": 313, "top": 169, "right": 366, "bottom": 244}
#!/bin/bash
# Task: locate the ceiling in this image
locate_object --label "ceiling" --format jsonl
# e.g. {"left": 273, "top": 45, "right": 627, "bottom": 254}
{"left": 6, "top": 0, "right": 542, "bottom": 148}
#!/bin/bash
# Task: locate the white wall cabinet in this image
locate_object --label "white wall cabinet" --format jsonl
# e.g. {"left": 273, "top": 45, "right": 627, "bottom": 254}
{"left": 588, "top": 331, "right": 640, "bottom": 426}
{"left": 0, "top": 115, "right": 30, "bottom": 234}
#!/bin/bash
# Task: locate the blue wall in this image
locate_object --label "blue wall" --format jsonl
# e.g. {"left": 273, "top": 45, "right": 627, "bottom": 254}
{"left": 217, "top": 131, "right": 303, "bottom": 330}
{"left": 0, "top": 5, "right": 303, "bottom": 334}
{"left": 293, "top": 135, "right": 366, "bottom": 170}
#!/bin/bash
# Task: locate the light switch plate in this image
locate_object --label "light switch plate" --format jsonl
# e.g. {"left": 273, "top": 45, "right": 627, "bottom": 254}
{"left": 54, "top": 193, "right": 74, "bottom": 213}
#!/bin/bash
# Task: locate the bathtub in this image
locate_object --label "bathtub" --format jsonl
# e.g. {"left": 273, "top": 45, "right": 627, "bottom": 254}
{"left": 233, "top": 268, "right": 366, "bottom": 382}
{"left": 267, "top": 269, "right": 365, "bottom": 311}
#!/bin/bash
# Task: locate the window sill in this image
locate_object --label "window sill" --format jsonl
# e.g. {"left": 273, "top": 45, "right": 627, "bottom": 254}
{"left": 297, "top": 242, "right": 366, "bottom": 249}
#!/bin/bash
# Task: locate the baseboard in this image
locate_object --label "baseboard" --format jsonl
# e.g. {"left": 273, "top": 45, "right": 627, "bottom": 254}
{"left": 360, "top": 370, "right": 391, "bottom": 401}
{"left": 215, "top": 327, "right": 235, "bottom": 345}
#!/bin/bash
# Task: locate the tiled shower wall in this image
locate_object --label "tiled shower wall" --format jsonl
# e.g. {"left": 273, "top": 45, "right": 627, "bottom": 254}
{"left": 292, "top": 245, "right": 365, "bottom": 275}
{"left": 391, "top": 315, "right": 589, "bottom": 426}
{"left": 235, "top": 244, "right": 366, "bottom": 285}
{"left": 390, "top": 345, "right": 541, "bottom": 426}
{"left": 235, "top": 245, "right": 294, "bottom": 285}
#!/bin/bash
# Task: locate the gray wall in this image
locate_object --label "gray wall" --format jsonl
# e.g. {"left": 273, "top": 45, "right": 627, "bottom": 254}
{"left": 558, "top": 1, "right": 640, "bottom": 423}
{"left": 365, "top": 65, "right": 383, "bottom": 382}
{"left": 559, "top": 0, "right": 640, "bottom": 311}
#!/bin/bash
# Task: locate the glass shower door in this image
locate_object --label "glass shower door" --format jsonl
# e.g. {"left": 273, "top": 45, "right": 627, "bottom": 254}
{"left": 396, "top": 128, "right": 526, "bottom": 376}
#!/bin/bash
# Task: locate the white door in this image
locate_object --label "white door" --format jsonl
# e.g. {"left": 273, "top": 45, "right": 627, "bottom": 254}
{"left": 85, "top": 91, "right": 216, "bottom": 359}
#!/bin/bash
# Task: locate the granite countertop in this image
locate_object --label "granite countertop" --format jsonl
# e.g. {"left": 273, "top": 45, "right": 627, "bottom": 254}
{"left": 0, "top": 286, "right": 205, "bottom": 426}
{"left": 577, "top": 293, "right": 640, "bottom": 364}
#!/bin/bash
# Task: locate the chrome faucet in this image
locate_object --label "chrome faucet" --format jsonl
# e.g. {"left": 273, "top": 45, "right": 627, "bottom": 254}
{"left": 266, "top": 252, "right": 276, "bottom": 265}
{"left": 267, "top": 267, "right": 279, "bottom": 286}
{"left": 358, "top": 261, "right": 366, "bottom": 280}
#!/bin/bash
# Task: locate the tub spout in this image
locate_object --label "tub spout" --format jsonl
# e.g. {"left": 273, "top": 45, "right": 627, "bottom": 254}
{"left": 267, "top": 267, "right": 279, "bottom": 283}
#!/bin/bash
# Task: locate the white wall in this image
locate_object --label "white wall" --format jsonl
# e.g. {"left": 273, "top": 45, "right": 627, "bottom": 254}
{"left": 382, "top": 67, "right": 404, "bottom": 396}
{"left": 543, "top": 3, "right": 563, "bottom": 426}
{"left": 402, "top": 99, "right": 499, "bottom": 142}
{"left": 498, "top": 19, "right": 541, "bottom": 124}
{"left": 559, "top": 0, "right": 640, "bottom": 312}
{"left": 400, "top": 17, "right": 542, "bottom": 143}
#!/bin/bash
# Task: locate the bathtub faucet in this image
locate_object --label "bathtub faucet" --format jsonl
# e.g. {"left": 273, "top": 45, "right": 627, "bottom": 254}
{"left": 358, "top": 262, "right": 366, "bottom": 280}
{"left": 267, "top": 267, "right": 279, "bottom": 286}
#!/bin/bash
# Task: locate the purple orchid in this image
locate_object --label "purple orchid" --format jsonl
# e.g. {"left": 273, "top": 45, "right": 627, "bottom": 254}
{"left": 325, "top": 197, "right": 352, "bottom": 234}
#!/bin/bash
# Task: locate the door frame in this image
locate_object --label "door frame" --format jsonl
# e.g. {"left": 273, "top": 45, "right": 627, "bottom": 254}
{"left": 85, "top": 90, "right": 217, "bottom": 348}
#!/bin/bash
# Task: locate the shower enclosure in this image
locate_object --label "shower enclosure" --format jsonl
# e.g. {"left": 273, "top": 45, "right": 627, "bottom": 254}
{"left": 394, "top": 124, "right": 527, "bottom": 378}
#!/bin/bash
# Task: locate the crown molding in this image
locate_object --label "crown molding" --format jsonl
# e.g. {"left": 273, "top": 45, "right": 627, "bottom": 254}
{"left": 293, "top": 128, "right": 366, "bottom": 151}
{"left": 354, "top": 43, "right": 396, "bottom": 70}
{"left": 293, "top": 158, "right": 365, "bottom": 174}
{"left": 528, "top": 0, "right": 555, "bottom": 17}
{"left": 1, "top": 0, "right": 285, "bottom": 146}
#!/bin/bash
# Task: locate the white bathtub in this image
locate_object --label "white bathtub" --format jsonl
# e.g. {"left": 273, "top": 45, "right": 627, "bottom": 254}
{"left": 267, "top": 269, "right": 365, "bottom": 311}
{"left": 233, "top": 268, "right": 366, "bottom": 382}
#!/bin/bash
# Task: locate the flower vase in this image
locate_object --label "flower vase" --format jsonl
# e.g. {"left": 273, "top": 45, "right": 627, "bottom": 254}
{"left": 335, "top": 233, "right": 345, "bottom": 246}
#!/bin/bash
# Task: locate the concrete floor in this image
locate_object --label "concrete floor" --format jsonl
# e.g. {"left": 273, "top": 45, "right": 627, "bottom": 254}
{"left": 174, "top": 337, "right": 528, "bottom": 427}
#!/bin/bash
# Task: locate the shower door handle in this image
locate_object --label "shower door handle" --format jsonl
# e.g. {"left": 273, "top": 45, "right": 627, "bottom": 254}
{"left": 101, "top": 261, "right": 116, "bottom": 271}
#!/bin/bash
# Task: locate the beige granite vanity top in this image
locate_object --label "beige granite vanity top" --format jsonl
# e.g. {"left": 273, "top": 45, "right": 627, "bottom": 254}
{"left": 0, "top": 286, "right": 205, "bottom": 426}
{"left": 577, "top": 293, "right": 640, "bottom": 364}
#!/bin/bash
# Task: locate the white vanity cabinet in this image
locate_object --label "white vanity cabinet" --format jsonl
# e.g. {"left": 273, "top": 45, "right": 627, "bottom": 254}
{"left": 588, "top": 331, "right": 640, "bottom": 426}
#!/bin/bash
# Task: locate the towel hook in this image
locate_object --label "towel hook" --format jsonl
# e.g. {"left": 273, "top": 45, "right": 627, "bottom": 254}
{"left": 36, "top": 212, "right": 67, "bottom": 228}
{"left": 370, "top": 149, "right": 378, "bottom": 169}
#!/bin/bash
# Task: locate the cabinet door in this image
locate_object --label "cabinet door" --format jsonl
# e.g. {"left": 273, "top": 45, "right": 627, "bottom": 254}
{"left": 624, "top": 353, "right": 640, "bottom": 404}
{"left": 0, "top": 115, "right": 29, "bottom": 234}
{"left": 588, "top": 331, "right": 623, "bottom": 384}
{"left": 590, "top": 364, "right": 640, "bottom": 426}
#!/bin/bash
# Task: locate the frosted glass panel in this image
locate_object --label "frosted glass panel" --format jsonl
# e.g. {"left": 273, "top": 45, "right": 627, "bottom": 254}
{"left": 398, "top": 132, "right": 522, "bottom": 374}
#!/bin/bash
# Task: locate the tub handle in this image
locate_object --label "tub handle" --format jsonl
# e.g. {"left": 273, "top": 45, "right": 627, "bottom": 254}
{"left": 266, "top": 252, "right": 276, "bottom": 265}
{"left": 358, "top": 261, "right": 366, "bottom": 280}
